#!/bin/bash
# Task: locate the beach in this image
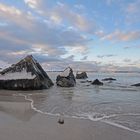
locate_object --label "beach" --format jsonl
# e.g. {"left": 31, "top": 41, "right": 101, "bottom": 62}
{"left": 0, "top": 87, "right": 140, "bottom": 140}
{"left": 0, "top": 106, "right": 140, "bottom": 140}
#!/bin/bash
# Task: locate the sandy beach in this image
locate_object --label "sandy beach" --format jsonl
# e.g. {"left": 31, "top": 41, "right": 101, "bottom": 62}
{"left": 0, "top": 93, "right": 140, "bottom": 140}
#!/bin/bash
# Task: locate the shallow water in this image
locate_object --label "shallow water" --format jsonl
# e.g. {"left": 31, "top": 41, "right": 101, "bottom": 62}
{"left": 1, "top": 72, "right": 140, "bottom": 133}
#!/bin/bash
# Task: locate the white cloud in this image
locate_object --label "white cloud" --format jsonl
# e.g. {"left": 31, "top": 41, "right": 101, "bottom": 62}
{"left": 24, "top": 0, "right": 42, "bottom": 9}
{"left": 101, "top": 30, "right": 140, "bottom": 42}
{"left": 125, "top": 0, "right": 140, "bottom": 24}
{"left": 0, "top": 3, "right": 34, "bottom": 29}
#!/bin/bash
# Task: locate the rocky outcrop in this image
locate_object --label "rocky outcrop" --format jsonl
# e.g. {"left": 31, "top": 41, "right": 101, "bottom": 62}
{"left": 91, "top": 79, "right": 103, "bottom": 85}
{"left": 0, "top": 55, "right": 54, "bottom": 90}
{"left": 56, "top": 67, "right": 76, "bottom": 87}
{"left": 131, "top": 83, "right": 140, "bottom": 87}
{"left": 76, "top": 72, "right": 88, "bottom": 79}
{"left": 102, "top": 78, "right": 116, "bottom": 81}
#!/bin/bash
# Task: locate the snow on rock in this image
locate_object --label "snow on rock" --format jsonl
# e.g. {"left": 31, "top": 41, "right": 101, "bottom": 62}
{"left": 0, "top": 55, "right": 54, "bottom": 90}
{"left": 0, "top": 70, "right": 36, "bottom": 80}
{"left": 60, "top": 67, "right": 71, "bottom": 77}
{"left": 56, "top": 67, "right": 76, "bottom": 87}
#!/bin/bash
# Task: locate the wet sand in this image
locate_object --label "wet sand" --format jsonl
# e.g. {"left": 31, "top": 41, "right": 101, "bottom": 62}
{"left": 0, "top": 93, "right": 140, "bottom": 140}
{"left": 0, "top": 111, "right": 140, "bottom": 140}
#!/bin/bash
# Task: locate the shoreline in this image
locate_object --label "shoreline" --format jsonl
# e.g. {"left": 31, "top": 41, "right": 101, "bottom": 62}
{"left": 21, "top": 93, "right": 140, "bottom": 134}
{"left": 0, "top": 93, "right": 140, "bottom": 140}
{"left": 0, "top": 110, "right": 140, "bottom": 140}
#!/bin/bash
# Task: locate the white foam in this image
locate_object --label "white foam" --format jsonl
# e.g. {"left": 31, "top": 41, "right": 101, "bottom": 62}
{"left": 102, "top": 120, "right": 140, "bottom": 134}
{"left": 15, "top": 94, "right": 140, "bottom": 134}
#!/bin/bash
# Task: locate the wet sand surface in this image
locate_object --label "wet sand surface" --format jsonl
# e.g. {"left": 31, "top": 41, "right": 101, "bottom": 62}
{"left": 0, "top": 109, "right": 140, "bottom": 140}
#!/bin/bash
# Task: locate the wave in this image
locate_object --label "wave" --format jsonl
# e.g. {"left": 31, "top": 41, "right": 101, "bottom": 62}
{"left": 14, "top": 93, "right": 140, "bottom": 134}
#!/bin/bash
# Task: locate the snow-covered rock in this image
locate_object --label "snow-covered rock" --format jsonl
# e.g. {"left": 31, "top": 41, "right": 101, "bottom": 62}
{"left": 56, "top": 67, "right": 76, "bottom": 87}
{"left": 0, "top": 55, "right": 54, "bottom": 90}
{"left": 76, "top": 71, "right": 88, "bottom": 79}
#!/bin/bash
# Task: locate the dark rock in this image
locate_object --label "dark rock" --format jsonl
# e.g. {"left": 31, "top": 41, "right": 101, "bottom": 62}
{"left": 80, "top": 81, "right": 87, "bottom": 83}
{"left": 102, "top": 78, "right": 116, "bottom": 81}
{"left": 86, "top": 85, "right": 90, "bottom": 87}
{"left": 58, "top": 115, "right": 64, "bottom": 124}
{"left": 131, "top": 83, "right": 140, "bottom": 87}
{"left": 0, "top": 55, "right": 54, "bottom": 90}
{"left": 86, "top": 80, "right": 92, "bottom": 83}
{"left": 56, "top": 67, "right": 76, "bottom": 87}
{"left": 91, "top": 79, "right": 103, "bottom": 85}
{"left": 76, "top": 72, "right": 88, "bottom": 79}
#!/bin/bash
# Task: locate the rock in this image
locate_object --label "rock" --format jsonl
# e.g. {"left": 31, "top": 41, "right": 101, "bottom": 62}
{"left": 91, "top": 79, "right": 103, "bottom": 85}
{"left": 80, "top": 81, "right": 87, "bottom": 83}
{"left": 56, "top": 67, "right": 76, "bottom": 87}
{"left": 0, "top": 55, "right": 54, "bottom": 90}
{"left": 76, "top": 72, "right": 88, "bottom": 79}
{"left": 86, "top": 80, "right": 92, "bottom": 83}
{"left": 102, "top": 78, "right": 116, "bottom": 81}
{"left": 58, "top": 115, "right": 64, "bottom": 124}
{"left": 131, "top": 83, "right": 140, "bottom": 87}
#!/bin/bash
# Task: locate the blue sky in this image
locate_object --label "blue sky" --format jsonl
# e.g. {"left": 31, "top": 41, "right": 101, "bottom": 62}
{"left": 0, "top": 0, "right": 140, "bottom": 71}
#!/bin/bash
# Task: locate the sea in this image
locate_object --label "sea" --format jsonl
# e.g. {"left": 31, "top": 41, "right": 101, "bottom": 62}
{"left": 1, "top": 72, "right": 140, "bottom": 133}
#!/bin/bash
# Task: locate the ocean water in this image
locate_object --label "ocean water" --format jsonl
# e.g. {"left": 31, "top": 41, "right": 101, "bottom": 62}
{"left": 2, "top": 72, "right": 140, "bottom": 133}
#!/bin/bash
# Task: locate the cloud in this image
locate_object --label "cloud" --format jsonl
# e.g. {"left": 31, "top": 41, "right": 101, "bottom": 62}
{"left": 97, "top": 54, "right": 116, "bottom": 59}
{"left": 24, "top": 0, "right": 96, "bottom": 33}
{"left": 101, "top": 30, "right": 140, "bottom": 42}
{"left": 74, "top": 4, "right": 85, "bottom": 10}
{"left": 50, "top": 3, "right": 96, "bottom": 33}
{"left": 125, "top": 0, "right": 140, "bottom": 24}
{"left": 81, "top": 56, "right": 88, "bottom": 61}
{"left": 0, "top": 0, "right": 140, "bottom": 72}
{"left": 0, "top": 60, "right": 10, "bottom": 69}
{"left": 24, "top": 0, "right": 42, "bottom": 9}
{"left": 123, "top": 59, "right": 131, "bottom": 63}
{"left": 0, "top": 3, "right": 34, "bottom": 29}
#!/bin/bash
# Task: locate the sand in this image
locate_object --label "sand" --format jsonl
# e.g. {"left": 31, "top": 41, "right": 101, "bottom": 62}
{"left": 0, "top": 93, "right": 140, "bottom": 140}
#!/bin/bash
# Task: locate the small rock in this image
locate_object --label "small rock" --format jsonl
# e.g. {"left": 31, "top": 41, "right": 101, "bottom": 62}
{"left": 92, "top": 79, "right": 103, "bottom": 85}
{"left": 102, "top": 78, "right": 116, "bottom": 81}
{"left": 56, "top": 67, "right": 76, "bottom": 87}
{"left": 58, "top": 115, "right": 64, "bottom": 124}
{"left": 131, "top": 83, "right": 140, "bottom": 87}
{"left": 76, "top": 72, "right": 88, "bottom": 79}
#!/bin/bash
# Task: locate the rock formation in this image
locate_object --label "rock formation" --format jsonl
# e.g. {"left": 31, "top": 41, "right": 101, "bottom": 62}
{"left": 91, "top": 79, "right": 103, "bottom": 85}
{"left": 76, "top": 72, "right": 88, "bottom": 79}
{"left": 56, "top": 67, "right": 76, "bottom": 87}
{"left": 0, "top": 55, "right": 54, "bottom": 90}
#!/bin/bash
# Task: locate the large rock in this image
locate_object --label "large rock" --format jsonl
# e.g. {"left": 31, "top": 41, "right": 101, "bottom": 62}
{"left": 76, "top": 72, "right": 88, "bottom": 79}
{"left": 0, "top": 55, "right": 54, "bottom": 90}
{"left": 56, "top": 67, "right": 76, "bottom": 87}
{"left": 91, "top": 79, "right": 103, "bottom": 85}
{"left": 131, "top": 83, "right": 140, "bottom": 87}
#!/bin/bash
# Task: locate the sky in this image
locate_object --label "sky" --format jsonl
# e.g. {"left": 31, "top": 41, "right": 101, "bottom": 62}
{"left": 0, "top": 0, "right": 140, "bottom": 71}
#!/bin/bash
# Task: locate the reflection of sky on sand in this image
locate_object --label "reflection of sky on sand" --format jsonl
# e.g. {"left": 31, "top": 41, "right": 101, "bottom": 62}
{"left": 0, "top": 92, "right": 36, "bottom": 121}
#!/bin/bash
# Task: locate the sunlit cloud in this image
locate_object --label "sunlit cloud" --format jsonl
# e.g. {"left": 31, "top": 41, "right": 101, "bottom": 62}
{"left": 125, "top": 0, "right": 140, "bottom": 24}
{"left": 0, "top": 3, "right": 34, "bottom": 29}
{"left": 101, "top": 30, "right": 140, "bottom": 42}
{"left": 0, "top": 0, "right": 140, "bottom": 71}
